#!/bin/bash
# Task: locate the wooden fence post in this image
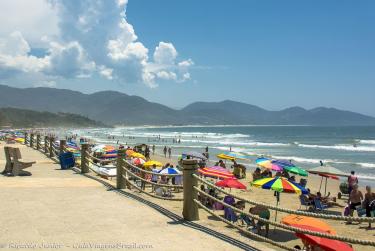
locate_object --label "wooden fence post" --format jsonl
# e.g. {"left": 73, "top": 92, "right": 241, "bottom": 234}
{"left": 49, "top": 137, "right": 54, "bottom": 158}
{"left": 116, "top": 149, "right": 126, "bottom": 189}
{"left": 182, "top": 159, "right": 199, "bottom": 221}
{"left": 44, "top": 136, "right": 48, "bottom": 154}
{"left": 24, "top": 132, "right": 28, "bottom": 145}
{"left": 80, "top": 143, "right": 89, "bottom": 174}
{"left": 36, "top": 134, "right": 41, "bottom": 150}
{"left": 30, "top": 133, "right": 34, "bottom": 148}
{"left": 59, "top": 139, "right": 66, "bottom": 155}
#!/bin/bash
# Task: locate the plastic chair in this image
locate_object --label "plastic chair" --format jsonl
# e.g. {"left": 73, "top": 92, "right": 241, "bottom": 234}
{"left": 299, "top": 195, "right": 312, "bottom": 210}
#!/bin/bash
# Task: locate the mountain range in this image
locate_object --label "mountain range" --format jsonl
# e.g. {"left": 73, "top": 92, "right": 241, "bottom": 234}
{"left": 0, "top": 84, "right": 374, "bottom": 126}
{"left": 0, "top": 107, "right": 106, "bottom": 128}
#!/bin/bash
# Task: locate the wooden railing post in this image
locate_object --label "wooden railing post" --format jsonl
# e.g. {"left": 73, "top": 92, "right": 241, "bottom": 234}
{"left": 24, "top": 132, "right": 28, "bottom": 145}
{"left": 80, "top": 143, "right": 89, "bottom": 174}
{"left": 44, "top": 136, "right": 48, "bottom": 154}
{"left": 49, "top": 137, "right": 54, "bottom": 158}
{"left": 59, "top": 139, "right": 66, "bottom": 155}
{"left": 30, "top": 133, "right": 34, "bottom": 147}
{"left": 181, "top": 159, "right": 199, "bottom": 221}
{"left": 36, "top": 134, "right": 41, "bottom": 150}
{"left": 116, "top": 149, "right": 127, "bottom": 189}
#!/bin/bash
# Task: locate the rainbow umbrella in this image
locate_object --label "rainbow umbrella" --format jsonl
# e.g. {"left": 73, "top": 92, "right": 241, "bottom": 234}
{"left": 251, "top": 177, "right": 308, "bottom": 223}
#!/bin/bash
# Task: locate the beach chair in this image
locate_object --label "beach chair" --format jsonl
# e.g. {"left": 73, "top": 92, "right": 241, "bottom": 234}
{"left": 313, "top": 198, "right": 329, "bottom": 212}
{"left": 299, "top": 195, "right": 313, "bottom": 210}
{"left": 10, "top": 147, "right": 35, "bottom": 176}
{"left": 1, "top": 146, "right": 13, "bottom": 175}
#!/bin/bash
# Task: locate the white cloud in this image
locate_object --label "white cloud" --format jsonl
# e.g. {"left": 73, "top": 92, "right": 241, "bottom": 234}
{"left": 0, "top": 0, "right": 193, "bottom": 87}
{"left": 153, "top": 42, "right": 178, "bottom": 65}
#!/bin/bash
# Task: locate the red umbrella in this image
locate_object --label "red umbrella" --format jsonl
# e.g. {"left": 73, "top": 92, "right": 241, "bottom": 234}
{"left": 215, "top": 178, "right": 246, "bottom": 190}
{"left": 292, "top": 224, "right": 353, "bottom": 251}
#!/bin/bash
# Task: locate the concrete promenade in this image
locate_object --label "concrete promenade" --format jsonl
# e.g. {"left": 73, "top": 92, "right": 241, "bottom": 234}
{"left": 0, "top": 143, "right": 261, "bottom": 251}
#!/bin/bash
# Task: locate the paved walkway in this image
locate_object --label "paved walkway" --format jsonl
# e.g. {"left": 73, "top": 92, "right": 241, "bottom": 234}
{"left": 0, "top": 143, "right": 259, "bottom": 251}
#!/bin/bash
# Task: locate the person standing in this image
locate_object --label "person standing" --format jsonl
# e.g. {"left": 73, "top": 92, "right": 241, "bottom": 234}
{"left": 163, "top": 146, "right": 167, "bottom": 158}
{"left": 348, "top": 171, "right": 359, "bottom": 196}
{"left": 168, "top": 147, "right": 172, "bottom": 159}
{"left": 364, "top": 186, "right": 375, "bottom": 228}
{"left": 348, "top": 184, "right": 363, "bottom": 222}
{"left": 152, "top": 145, "right": 155, "bottom": 155}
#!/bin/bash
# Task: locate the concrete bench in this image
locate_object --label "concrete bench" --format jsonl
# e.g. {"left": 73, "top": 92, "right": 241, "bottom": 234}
{"left": 1, "top": 147, "right": 35, "bottom": 176}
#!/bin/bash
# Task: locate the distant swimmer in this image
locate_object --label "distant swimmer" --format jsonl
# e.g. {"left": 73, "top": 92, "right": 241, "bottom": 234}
{"left": 353, "top": 143, "right": 357, "bottom": 148}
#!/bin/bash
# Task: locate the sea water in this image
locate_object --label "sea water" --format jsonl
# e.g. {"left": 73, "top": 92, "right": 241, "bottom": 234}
{"left": 71, "top": 125, "right": 375, "bottom": 186}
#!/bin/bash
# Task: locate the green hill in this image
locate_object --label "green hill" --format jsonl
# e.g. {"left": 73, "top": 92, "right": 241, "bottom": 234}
{"left": 0, "top": 107, "right": 108, "bottom": 128}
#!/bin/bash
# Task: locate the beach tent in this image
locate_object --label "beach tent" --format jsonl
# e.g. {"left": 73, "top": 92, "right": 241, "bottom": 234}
{"left": 308, "top": 165, "right": 348, "bottom": 195}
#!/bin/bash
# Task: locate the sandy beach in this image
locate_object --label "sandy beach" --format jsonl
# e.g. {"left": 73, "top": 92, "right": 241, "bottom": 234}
{"left": 146, "top": 150, "right": 375, "bottom": 250}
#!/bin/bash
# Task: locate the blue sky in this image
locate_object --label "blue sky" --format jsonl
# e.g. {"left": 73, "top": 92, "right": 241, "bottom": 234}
{"left": 0, "top": 0, "right": 374, "bottom": 116}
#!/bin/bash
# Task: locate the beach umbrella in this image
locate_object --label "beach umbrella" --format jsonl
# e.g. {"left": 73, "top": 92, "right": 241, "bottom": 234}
{"left": 251, "top": 177, "right": 308, "bottom": 223}
{"left": 125, "top": 149, "right": 135, "bottom": 156}
{"left": 215, "top": 178, "right": 246, "bottom": 190}
{"left": 130, "top": 152, "right": 146, "bottom": 160}
{"left": 143, "top": 160, "right": 163, "bottom": 168}
{"left": 198, "top": 166, "right": 235, "bottom": 179}
{"left": 308, "top": 165, "right": 347, "bottom": 195}
{"left": 256, "top": 158, "right": 283, "bottom": 172}
{"left": 218, "top": 152, "right": 249, "bottom": 160}
{"left": 281, "top": 216, "right": 352, "bottom": 251}
{"left": 283, "top": 165, "right": 308, "bottom": 177}
{"left": 159, "top": 167, "right": 181, "bottom": 175}
{"left": 182, "top": 151, "right": 207, "bottom": 160}
{"left": 132, "top": 158, "right": 146, "bottom": 165}
{"left": 281, "top": 214, "right": 336, "bottom": 235}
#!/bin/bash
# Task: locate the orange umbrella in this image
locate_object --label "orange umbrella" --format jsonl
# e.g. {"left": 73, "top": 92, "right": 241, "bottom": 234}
{"left": 281, "top": 214, "right": 336, "bottom": 235}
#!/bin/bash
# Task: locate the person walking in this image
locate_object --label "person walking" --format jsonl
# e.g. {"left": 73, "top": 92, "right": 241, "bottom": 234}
{"left": 168, "top": 147, "right": 172, "bottom": 159}
{"left": 163, "top": 146, "right": 167, "bottom": 158}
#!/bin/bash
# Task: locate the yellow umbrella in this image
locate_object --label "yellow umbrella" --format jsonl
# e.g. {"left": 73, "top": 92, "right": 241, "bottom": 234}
{"left": 130, "top": 152, "right": 146, "bottom": 160}
{"left": 217, "top": 153, "right": 235, "bottom": 161}
{"left": 143, "top": 160, "right": 163, "bottom": 167}
{"left": 15, "top": 138, "right": 25, "bottom": 143}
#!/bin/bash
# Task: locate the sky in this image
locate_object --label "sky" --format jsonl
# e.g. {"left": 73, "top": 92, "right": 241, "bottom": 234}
{"left": 0, "top": 0, "right": 374, "bottom": 116}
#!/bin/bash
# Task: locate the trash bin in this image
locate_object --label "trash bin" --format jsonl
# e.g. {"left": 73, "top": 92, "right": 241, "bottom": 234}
{"left": 59, "top": 152, "right": 75, "bottom": 170}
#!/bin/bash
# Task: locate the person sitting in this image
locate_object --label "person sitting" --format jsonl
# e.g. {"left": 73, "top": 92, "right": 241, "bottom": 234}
{"left": 249, "top": 205, "right": 270, "bottom": 237}
{"left": 252, "top": 168, "right": 262, "bottom": 181}
{"left": 288, "top": 176, "right": 296, "bottom": 182}
{"left": 234, "top": 201, "right": 252, "bottom": 227}
{"left": 282, "top": 170, "right": 290, "bottom": 179}
{"left": 316, "top": 192, "right": 344, "bottom": 207}
{"left": 218, "top": 160, "right": 226, "bottom": 169}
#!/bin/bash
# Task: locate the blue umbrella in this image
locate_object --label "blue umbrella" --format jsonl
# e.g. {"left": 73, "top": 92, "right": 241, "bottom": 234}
{"left": 159, "top": 167, "right": 181, "bottom": 175}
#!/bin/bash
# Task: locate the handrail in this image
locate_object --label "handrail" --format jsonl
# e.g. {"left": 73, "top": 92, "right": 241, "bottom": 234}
{"left": 194, "top": 187, "right": 375, "bottom": 246}
{"left": 123, "top": 175, "right": 183, "bottom": 201}
{"left": 124, "top": 160, "right": 182, "bottom": 177}
{"left": 122, "top": 166, "right": 183, "bottom": 189}
{"left": 194, "top": 199, "right": 295, "bottom": 251}
{"left": 193, "top": 174, "right": 375, "bottom": 223}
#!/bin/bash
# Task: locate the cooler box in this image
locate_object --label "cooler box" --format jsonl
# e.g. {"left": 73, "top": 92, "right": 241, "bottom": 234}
{"left": 59, "top": 152, "right": 75, "bottom": 169}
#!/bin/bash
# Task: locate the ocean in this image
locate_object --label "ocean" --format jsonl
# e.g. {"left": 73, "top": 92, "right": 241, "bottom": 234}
{"left": 70, "top": 125, "right": 375, "bottom": 186}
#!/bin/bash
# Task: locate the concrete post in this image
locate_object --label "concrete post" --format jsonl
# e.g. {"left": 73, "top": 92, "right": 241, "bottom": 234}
{"left": 44, "top": 136, "right": 48, "bottom": 154}
{"left": 36, "top": 134, "right": 41, "bottom": 150}
{"left": 59, "top": 139, "right": 66, "bottom": 155}
{"left": 80, "top": 143, "right": 89, "bottom": 173}
{"left": 30, "top": 133, "right": 34, "bottom": 148}
{"left": 182, "top": 159, "right": 199, "bottom": 221}
{"left": 116, "top": 149, "right": 126, "bottom": 189}
{"left": 24, "top": 132, "right": 28, "bottom": 145}
{"left": 49, "top": 137, "right": 54, "bottom": 158}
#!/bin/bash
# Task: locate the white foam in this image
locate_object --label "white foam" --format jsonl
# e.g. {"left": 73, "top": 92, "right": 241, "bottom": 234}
{"left": 298, "top": 143, "right": 375, "bottom": 152}
{"left": 358, "top": 139, "right": 375, "bottom": 145}
{"left": 358, "top": 163, "right": 375, "bottom": 169}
